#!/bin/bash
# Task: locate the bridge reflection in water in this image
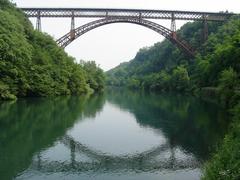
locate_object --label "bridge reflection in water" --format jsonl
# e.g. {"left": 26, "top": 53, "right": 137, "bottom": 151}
{"left": 0, "top": 90, "right": 229, "bottom": 179}
{"left": 31, "top": 134, "right": 199, "bottom": 174}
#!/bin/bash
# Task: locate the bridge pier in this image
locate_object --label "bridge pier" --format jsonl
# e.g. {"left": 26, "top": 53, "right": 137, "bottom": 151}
{"left": 203, "top": 15, "right": 208, "bottom": 42}
{"left": 36, "top": 10, "right": 41, "bottom": 31}
{"left": 171, "top": 12, "right": 176, "bottom": 32}
{"left": 70, "top": 11, "right": 76, "bottom": 40}
{"left": 171, "top": 13, "right": 177, "bottom": 39}
{"left": 139, "top": 12, "right": 142, "bottom": 23}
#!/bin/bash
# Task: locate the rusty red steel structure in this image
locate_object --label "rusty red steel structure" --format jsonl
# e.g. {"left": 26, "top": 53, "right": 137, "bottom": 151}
{"left": 56, "top": 17, "right": 196, "bottom": 57}
{"left": 22, "top": 8, "right": 233, "bottom": 57}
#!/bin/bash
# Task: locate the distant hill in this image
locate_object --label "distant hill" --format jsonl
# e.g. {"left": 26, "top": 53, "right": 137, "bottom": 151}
{"left": 106, "top": 16, "right": 240, "bottom": 92}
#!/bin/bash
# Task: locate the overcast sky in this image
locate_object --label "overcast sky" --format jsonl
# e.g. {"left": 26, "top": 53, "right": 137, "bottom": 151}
{"left": 13, "top": 0, "right": 240, "bottom": 71}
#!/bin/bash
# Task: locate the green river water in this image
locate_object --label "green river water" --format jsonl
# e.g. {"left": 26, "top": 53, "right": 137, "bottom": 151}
{"left": 0, "top": 89, "right": 229, "bottom": 180}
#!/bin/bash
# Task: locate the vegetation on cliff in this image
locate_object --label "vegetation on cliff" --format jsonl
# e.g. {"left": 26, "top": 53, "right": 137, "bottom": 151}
{"left": 0, "top": 0, "right": 105, "bottom": 100}
{"left": 106, "top": 16, "right": 240, "bottom": 95}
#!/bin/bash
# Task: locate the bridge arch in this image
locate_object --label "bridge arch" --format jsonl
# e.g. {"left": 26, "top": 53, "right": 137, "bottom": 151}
{"left": 56, "top": 17, "right": 195, "bottom": 57}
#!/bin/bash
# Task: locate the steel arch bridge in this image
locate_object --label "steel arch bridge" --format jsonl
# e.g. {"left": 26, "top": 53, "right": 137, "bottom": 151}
{"left": 56, "top": 17, "right": 195, "bottom": 57}
{"left": 22, "top": 8, "right": 234, "bottom": 57}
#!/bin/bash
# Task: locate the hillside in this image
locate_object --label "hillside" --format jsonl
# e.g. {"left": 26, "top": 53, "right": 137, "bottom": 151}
{"left": 106, "top": 17, "right": 239, "bottom": 93}
{"left": 0, "top": 0, "right": 105, "bottom": 100}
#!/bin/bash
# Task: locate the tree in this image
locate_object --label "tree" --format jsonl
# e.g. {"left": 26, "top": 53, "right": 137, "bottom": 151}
{"left": 171, "top": 66, "right": 190, "bottom": 91}
{"left": 218, "top": 67, "right": 238, "bottom": 105}
{"left": 0, "top": 1, "right": 105, "bottom": 100}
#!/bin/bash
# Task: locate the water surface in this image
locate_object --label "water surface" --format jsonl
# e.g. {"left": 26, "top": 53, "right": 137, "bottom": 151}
{"left": 0, "top": 90, "right": 229, "bottom": 180}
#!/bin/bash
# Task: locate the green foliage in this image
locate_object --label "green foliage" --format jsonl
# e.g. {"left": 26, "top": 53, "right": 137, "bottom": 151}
{"left": 217, "top": 68, "right": 238, "bottom": 105}
{"left": 107, "top": 15, "right": 240, "bottom": 95}
{"left": 218, "top": 68, "right": 238, "bottom": 90}
{"left": 81, "top": 61, "right": 105, "bottom": 92}
{"left": 171, "top": 66, "right": 190, "bottom": 91}
{"left": 148, "top": 70, "right": 171, "bottom": 91}
{"left": 0, "top": 81, "right": 16, "bottom": 100}
{"left": 0, "top": 0, "right": 105, "bottom": 100}
{"left": 127, "top": 78, "right": 140, "bottom": 89}
{"left": 202, "top": 103, "right": 240, "bottom": 180}
{"left": 193, "top": 16, "right": 240, "bottom": 87}
{"left": 106, "top": 20, "right": 224, "bottom": 92}
{"left": 68, "top": 65, "right": 88, "bottom": 95}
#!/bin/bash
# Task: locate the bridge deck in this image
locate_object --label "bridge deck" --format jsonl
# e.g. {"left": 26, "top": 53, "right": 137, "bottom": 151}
{"left": 21, "top": 8, "right": 233, "bottom": 21}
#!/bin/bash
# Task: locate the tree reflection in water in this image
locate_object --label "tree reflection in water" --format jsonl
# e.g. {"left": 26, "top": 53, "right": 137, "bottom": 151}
{"left": 0, "top": 90, "right": 229, "bottom": 179}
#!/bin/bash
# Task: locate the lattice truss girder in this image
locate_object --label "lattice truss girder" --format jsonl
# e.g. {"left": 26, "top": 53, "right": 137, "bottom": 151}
{"left": 22, "top": 8, "right": 232, "bottom": 21}
{"left": 22, "top": 8, "right": 234, "bottom": 57}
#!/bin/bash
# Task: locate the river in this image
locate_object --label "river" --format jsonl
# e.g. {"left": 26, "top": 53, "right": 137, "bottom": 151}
{"left": 0, "top": 89, "right": 229, "bottom": 180}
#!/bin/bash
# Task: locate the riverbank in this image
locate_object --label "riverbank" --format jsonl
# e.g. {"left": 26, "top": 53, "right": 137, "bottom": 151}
{"left": 201, "top": 92, "right": 240, "bottom": 179}
{"left": 161, "top": 86, "right": 240, "bottom": 179}
{"left": 189, "top": 85, "right": 240, "bottom": 179}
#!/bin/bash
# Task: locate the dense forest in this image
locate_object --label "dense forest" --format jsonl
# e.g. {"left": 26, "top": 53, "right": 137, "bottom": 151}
{"left": 0, "top": 0, "right": 105, "bottom": 100}
{"left": 106, "top": 15, "right": 240, "bottom": 179}
{"left": 106, "top": 17, "right": 239, "bottom": 97}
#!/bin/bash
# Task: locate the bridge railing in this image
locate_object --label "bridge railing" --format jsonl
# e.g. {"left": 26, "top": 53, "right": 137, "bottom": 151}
{"left": 22, "top": 8, "right": 233, "bottom": 21}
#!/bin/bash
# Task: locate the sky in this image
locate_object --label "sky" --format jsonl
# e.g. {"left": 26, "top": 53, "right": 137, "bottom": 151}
{"left": 13, "top": 0, "right": 240, "bottom": 71}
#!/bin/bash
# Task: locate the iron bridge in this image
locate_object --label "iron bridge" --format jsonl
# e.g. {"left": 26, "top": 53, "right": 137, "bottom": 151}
{"left": 21, "top": 8, "right": 234, "bottom": 57}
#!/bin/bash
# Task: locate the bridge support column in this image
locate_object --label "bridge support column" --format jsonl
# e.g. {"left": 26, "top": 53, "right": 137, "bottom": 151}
{"left": 171, "top": 13, "right": 176, "bottom": 32}
{"left": 203, "top": 15, "right": 208, "bottom": 42}
{"left": 171, "top": 13, "right": 177, "bottom": 39}
{"left": 36, "top": 10, "right": 41, "bottom": 31}
{"left": 139, "top": 12, "right": 142, "bottom": 23}
{"left": 70, "top": 11, "right": 76, "bottom": 40}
